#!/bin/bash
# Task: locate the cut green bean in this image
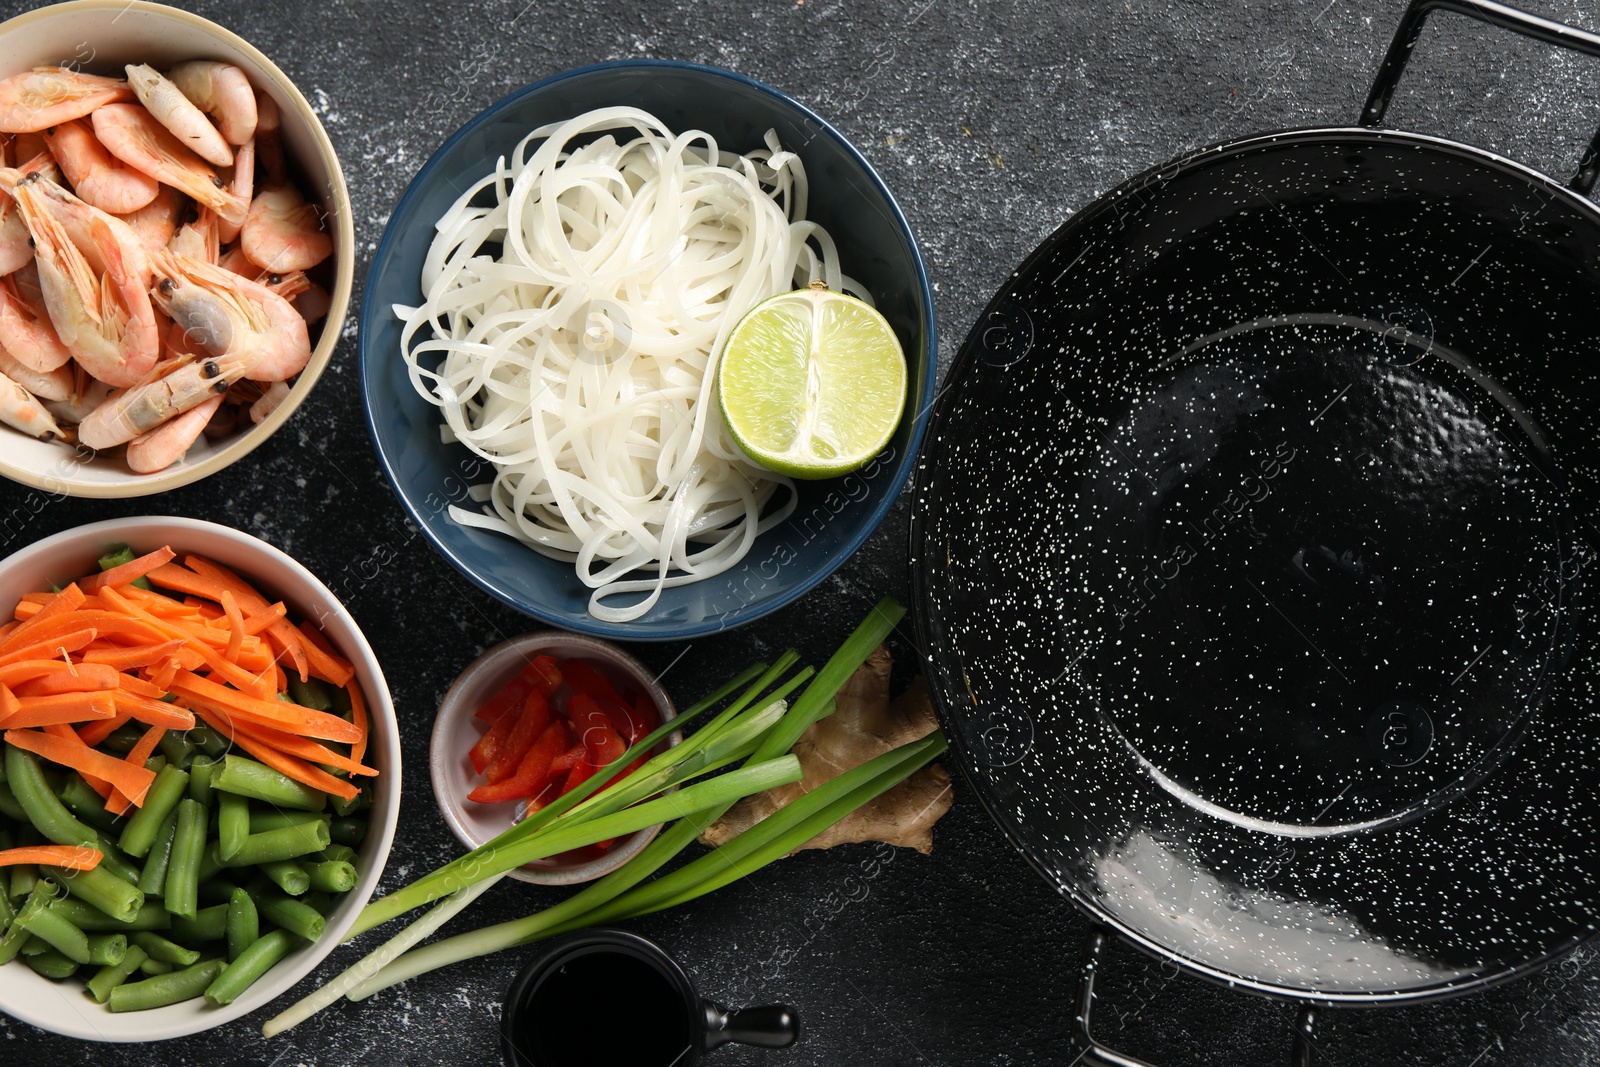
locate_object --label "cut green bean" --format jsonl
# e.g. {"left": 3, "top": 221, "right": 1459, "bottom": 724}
{"left": 316, "top": 844, "right": 356, "bottom": 865}
{"left": 93, "top": 833, "right": 143, "bottom": 885}
{"left": 303, "top": 891, "right": 332, "bottom": 916}
{"left": 130, "top": 930, "right": 200, "bottom": 966}
{"left": 249, "top": 810, "right": 329, "bottom": 835}
{"left": 109, "top": 959, "right": 223, "bottom": 1011}
{"left": 57, "top": 774, "right": 120, "bottom": 832}
{"left": 287, "top": 676, "right": 332, "bottom": 711}
{"left": 330, "top": 785, "right": 370, "bottom": 818}
{"left": 0, "top": 883, "right": 58, "bottom": 965}
{"left": 44, "top": 864, "right": 143, "bottom": 923}
{"left": 170, "top": 903, "right": 228, "bottom": 942}
{"left": 259, "top": 859, "right": 310, "bottom": 896}
{"left": 205, "top": 928, "right": 295, "bottom": 1006}
{"left": 100, "top": 723, "right": 143, "bottom": 755}
{"left": 25, "top": 947, "right": 78, "bottom": 979}
{"left": 211, "top": 756, "right": 324, "bottom": 812}
{"left": 16, "top": 900, "right": 90, "bottom": 963}
{"left": 226, "top": 887, "right": 258, "bottom": 963}
{"left": 5, "top": 748, "right": 96, "bottom": 847}
{"left": 118, "top": 765, "right": 190, "bottom": 858}
{"left": 86, "top": 944, "right": 148, "bottom": 1003}
{"left": 197, "top": 842, "right": 224, "bottom": 886}
{"left": 18, "top": 935, "right": 46, "bottom": 955}
{"left": 225, "top": 821, "right": 329, "bottom": 867}
{"left": 199, "top": 877, "right": 239, "bottom": 906}
{"left": 48, "top": 898, "right": 171, "bottom": 931}
{"left": 303, "top": 860, "right": 356, "bottom": 894}
{"left": 0, "top": 781, "right": 29, "bottom": 823}
{"left": 157, "top": 730, "right": 198, "bottom": 771}
{"left": 85, "top": 931, "right": 127, "bottom": 966}
{"left": 162, "top": 799, "right": 205, "bottom": 920}
{"left": 329, "top": 817, "right": 365, "bottom": 847}
{"left": 217, "top": 791, "right": 249, "bottom": 863}
{"left": 188, "top": 756, "right": 218, "bottom": 805}
{"left": 136, "top": 806, "right": 180, "bottom": 896}
{"left": 137, "top": 956, "right": 171, "bottom": 976}
{"left": 8, "top": 863, "right": 35, "bottom": 901}
{"left": 190, "top": 725, "right": 229, "bottom": 759}
{"left": 246, "top": 881, "right": 323, "bottom": 941}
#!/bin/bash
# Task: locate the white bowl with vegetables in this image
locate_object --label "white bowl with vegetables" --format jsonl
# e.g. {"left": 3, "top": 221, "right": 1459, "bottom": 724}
{"left": 0, "top": 0, "right": 354, "bottom": 498}
{"left": 0, "top": 515, "right": 398, "bottom": 1041}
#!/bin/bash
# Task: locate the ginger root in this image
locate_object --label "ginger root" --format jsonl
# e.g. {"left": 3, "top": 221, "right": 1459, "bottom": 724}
{"left": 699, "top": 644, "right": 953, "bottom": 854}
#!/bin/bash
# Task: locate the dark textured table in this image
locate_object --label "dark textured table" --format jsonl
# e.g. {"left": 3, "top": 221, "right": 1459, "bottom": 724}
{"left": 4, "top": 0, "right": 1600, "bottom": 1063}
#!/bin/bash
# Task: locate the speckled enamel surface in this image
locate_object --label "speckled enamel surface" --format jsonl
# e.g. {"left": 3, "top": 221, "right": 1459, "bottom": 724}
{"left": 914, "top": 127, "right": 1600, "bottom": 1003}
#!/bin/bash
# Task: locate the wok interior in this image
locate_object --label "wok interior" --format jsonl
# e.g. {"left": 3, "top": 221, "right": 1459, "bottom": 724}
{"left": 922, "top": 131, "right": 1600, "bottom": 996}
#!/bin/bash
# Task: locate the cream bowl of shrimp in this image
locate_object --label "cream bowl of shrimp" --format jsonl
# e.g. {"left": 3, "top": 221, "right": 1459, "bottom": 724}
{"left": 0, "top": 0, "right": 353, "bottom": 497}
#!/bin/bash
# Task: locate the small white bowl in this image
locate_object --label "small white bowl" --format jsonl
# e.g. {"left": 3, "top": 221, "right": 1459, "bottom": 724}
{"left": 0, "top": 1, "right": 355, "bottom": 497}
{"left": 0, "top": 516, "right": 400, "bottom": 1041}
{"left": 430, "top": 633, "right": 678, "bottom": 885}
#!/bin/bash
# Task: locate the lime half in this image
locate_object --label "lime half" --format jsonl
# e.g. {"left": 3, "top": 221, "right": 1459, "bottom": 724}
{"left": 718, "top": 281, "right": 907, "bottom": 480}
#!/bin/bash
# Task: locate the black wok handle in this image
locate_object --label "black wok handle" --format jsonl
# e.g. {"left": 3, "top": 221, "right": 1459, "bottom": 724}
{"left": 1072, "top": 926, "right": 1320, "bottom": 1067}
{"left": 1360, "top": 0, "right": 1600, "bottom": 195}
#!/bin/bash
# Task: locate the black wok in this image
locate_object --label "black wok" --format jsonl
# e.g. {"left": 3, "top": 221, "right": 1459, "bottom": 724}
{"left": 911, "top": 1, "right": 1600, "bottom": 1063}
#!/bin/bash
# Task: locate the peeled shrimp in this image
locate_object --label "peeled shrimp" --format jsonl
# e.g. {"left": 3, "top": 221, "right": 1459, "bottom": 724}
{"left": 115, "top": 185, "right": 186, "bottom": 256}
{"left": 91, "top": 104, "right": 248, "bottom": 227}
{"left": 0, "top": 68, "right": 133, "bottom": 133}
{"left": 166, "top": 62, "right": 256, "bottom": 147}
{"left": 0, "top": 368, "right": 63, "bottom": 439}
{"left": 149, "top": 249, "right": 309, "bottom": 382}
{"left": 126, "top": 392, "right": 221, "bottom": 473}
{"left": 42, "top": 118, "right": 159, "bottom": 214}
{"left": 5, "top": 171, "right": 160, "bottom": 387}
{"left": 241, "top": 185, "right": 331, "bottom": 273}
{"left": 124, "top": 64, "right": 232, "bottom": 168}
{"left": 0, "top": 271, "right": 71, "bottom": 372}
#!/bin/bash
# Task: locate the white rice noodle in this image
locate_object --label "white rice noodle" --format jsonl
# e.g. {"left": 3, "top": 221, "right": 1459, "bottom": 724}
{"left": 397, "top": 108, "right": 870, "bottom": 622}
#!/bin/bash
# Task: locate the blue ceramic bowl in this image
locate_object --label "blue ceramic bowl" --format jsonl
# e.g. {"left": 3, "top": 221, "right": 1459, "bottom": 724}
{"left": 361, "top": 60, "right": 936, "bottom": 640}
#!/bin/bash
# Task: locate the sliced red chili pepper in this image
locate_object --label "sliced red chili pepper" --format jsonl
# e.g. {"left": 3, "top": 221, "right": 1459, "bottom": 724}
{"left": 568, "top": 693, "right": 626, "bottom": 766}
{"left": 559, "top": 659, "right": 623, "bottom": 704}
{"left": 469, "top": 720, "right": 567, "bottom": 804}
{"left": 526, "top": 654, "right": 563, "bottom": 696}
{"left": 593, "top": 696, "right": 647, "bottom": 744}
{"left": 469, "top": 695, "right": 524, "bottom": 773}
{"left": 632, "top": 693, "right": 660, "bottom": 733}
{"left": 549, "top": 742, "right": 586, "bottom": 778}
{"left": 483, "top": 690, "right": 552, "bottom": 785}
{"left": 473, "top": 670, "right": 536, "bottom": 726}
{"left": 560, "top": 755, "right": 596, "bottom": 797}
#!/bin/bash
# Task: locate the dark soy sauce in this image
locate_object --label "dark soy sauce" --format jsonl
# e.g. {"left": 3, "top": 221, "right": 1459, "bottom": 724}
{"left": 520, "top": 951, "right": 694, "bottom": 1067}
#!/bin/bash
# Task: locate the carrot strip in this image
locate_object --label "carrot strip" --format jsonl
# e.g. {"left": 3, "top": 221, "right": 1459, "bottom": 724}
{"left": 245, "top": 602, "right": 288, "bottom": 636}
{"left": 0, "top": 845, "right": 101, "bottom": 871}
{"left": 0, "top": 692, "right": 116, "bottom": 727}
{"left": 80, "top": 547, "right": 177, "bottom": 594}
{"left": 169, "top": 671, "right": 359, "bottom": 742}
{"left": 0, "top": 622, "right": 17, "bottom": 640}
{"left": 4, "top": 728, "right": 156, "bottom": 805}
{"left": 119, "top": 584, "right": 203, "bottom": 617}
{"left": 0, "top": 659, "right": 94, "bottom": 688}
{"left": 117, "top": 674, "right": 167, "bottom": 699}
{"left": 77, "top": 709, "right": 133, "bottom": 747}
{"left": 220, "top": 590, "right": 244, "bottom": 663}
{"left": 0, "top": 684, "right": 18, "bottom": 723}
{"left": 190, "top": 704, "right": 361, "bottom": 801}
{"left": 82, "top": 639, "right": 186, "bottom": 671}
{"left": 0, "top": 627, "right": 97, "bottom": 668}
{"left": 147, "top": 562, "right": 232, "bottom": 603}
{"left": 184, "top": 557, "right": 308, "bottom": 681}
{"left": 12, "top": 663, "right": 120, "bottom": 697}
{"left": 228, "top": 717, "right": 376, "bottom": 777}
{"left": 148, "top": 656, "right": 181, "bottom": 691}
{"left": 110, "top": 689, "right": 196, "bottom": 731}
{"left": 98, "top": 587, "right": 273, "bottom": 700}
{"left": 0, "top": 583, "right": 86, "bottom": 652}
{"left": 185, "top": 597, "right": 224, "bottom": 620}
{"left": 106, "top": 724, "right": 166, "bottom": 815}
{"left": 295, "top": 621, "right": 356, "bottom": 688}
{"left": 346, "top": 680, "right": 369, "bottom": 767}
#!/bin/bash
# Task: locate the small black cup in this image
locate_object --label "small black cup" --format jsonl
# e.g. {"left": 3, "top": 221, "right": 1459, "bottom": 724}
{"left": 500, "top": 929, "right": 800, "bottom": 1067}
